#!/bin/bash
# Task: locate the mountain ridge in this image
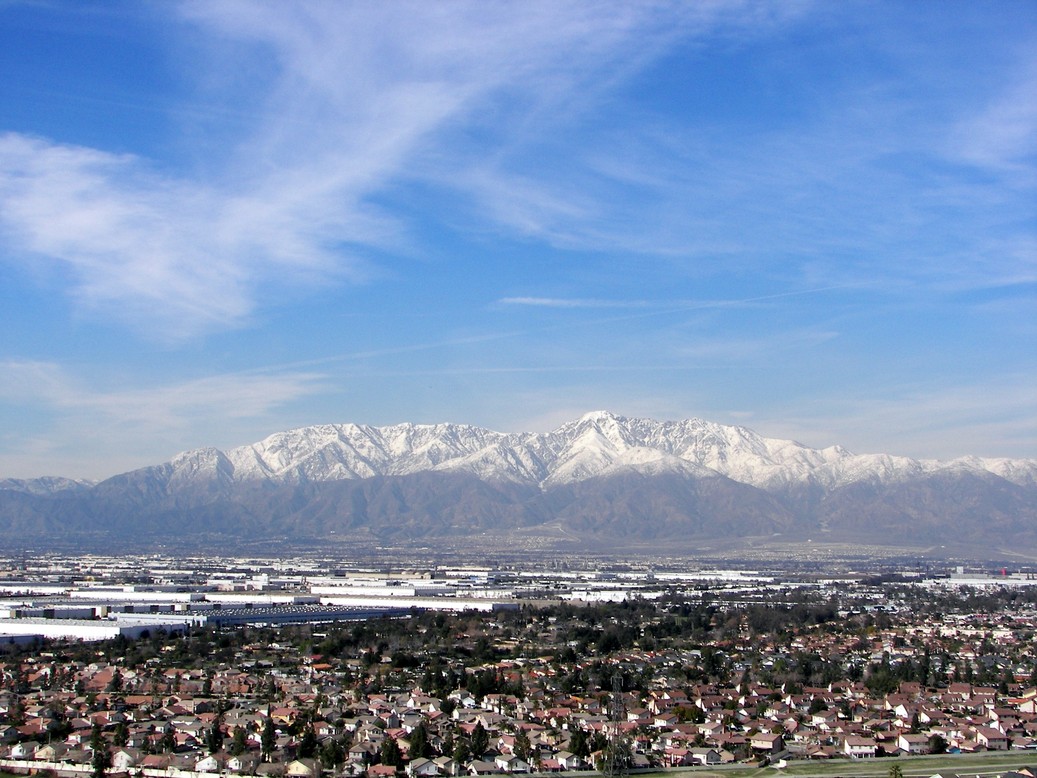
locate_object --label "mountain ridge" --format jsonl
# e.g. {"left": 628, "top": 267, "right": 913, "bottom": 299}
{"left": 6, "top": 411, "right": 1033, "bottom": 494}
{"left": 1, "top": 411, "right": 1034, "bottom": 554}
{"left": 166, "top": 411, "right": 1037, "bottom": 492}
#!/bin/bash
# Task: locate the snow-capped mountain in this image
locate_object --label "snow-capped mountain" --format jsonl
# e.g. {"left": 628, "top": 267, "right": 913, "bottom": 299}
{"left": 2, "top": 412, "right": 1035, "bottom": 554}
{"left": 141, "top": 410, "right": 1037, "bottom": 493}
{"left": 0, "top": 476, "right": 95, "bottom": 496}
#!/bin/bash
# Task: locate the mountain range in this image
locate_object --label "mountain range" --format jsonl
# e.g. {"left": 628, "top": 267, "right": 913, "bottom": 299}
{"left": 2, "top": 411, "right": 1035, "bottom": 555}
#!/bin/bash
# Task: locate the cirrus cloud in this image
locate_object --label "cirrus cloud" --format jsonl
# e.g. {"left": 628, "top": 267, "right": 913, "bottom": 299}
{"left": 0, "top": 1, "right": 805, "bottom": 340}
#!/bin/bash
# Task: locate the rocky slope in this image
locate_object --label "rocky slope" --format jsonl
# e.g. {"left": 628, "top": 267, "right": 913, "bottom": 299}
{"left": 2, "top": 412, "right": 1034, "bottom": 553}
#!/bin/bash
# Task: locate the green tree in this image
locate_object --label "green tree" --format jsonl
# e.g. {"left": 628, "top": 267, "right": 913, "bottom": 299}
{"left": 470, "top": 722, "right": 489, "bottom": 758}
{"left": 888, "top": 764, "right": 904, "bottom": 778}
{"left": 441, "top": 730, "right": 455, "bottom": 759}
{"left": 514, "top": 730, "right": 532, "bottom": 762}
{"left": 999, "top": 668, "right": 1013, "bottom": 694}
{"left": 92, "top": 746, "right": 112, "bottom": 778}
{"left": 452, "top": 739, "right": 471, "bottom": 764}
{"left": 90, "top": 722, "right": 105, "bottom": 753}
{"left": 570, "top": 729, "right": 589, "bottom": 758}
{"left": 298, "top": 723, "right": 317, "bottom": 759}
{"left": 206, "top": 719, "right": 224, "bottom": 754}
{"left": 320, "top": 738, "right": 345, "bottom": 769}
{"left": 409, "top": 722, "right": 431, "bottom": 760}
{"left": 261, "top": 717, "right": 276, "bottom": 759}
{"left": 160, "top": 728, "right": 176, "bottom": 753}
{"left": 230, "top": 727, "right": 247, "bottom": 756}
{"left": 380, "top": 737, "right": 403, "bottom": 768}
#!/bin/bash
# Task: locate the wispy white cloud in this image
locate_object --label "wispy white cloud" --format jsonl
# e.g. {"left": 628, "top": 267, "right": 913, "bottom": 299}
{"left": 0, "top": 360, "right": 323, "bottom": 426}
{"left": 675, "top": 328, "right": 839, "bottom": 361}
{"left": 0, "top": 132, "right": 391, "bottom": 339}
{"left": 499, "top": 286, "right": 852, "bottom": 312}
{"left": 0, "top": 135, "right": 245, "bottom": 335}
{"left": 0, "top": 2, "right": 810, "bottom": 339}
{"left": 947, "top": 54, "right": 1037, "bottom": 177}
{"left": 499, "top": 390, "right": 691, "bottom": 436}
{"left": 1, "top": 2, "right": 1031, "bottom": 318}
{"left": 486, "top": 372, "right": 1037, "bottom": 462}
{"left": 754, "top": 374, "right": 1037, "bottom": 461}
{"left": 0, "top": 359, "right": 326, "bottom": 477}
{"left": 500, "top": 297, "right": 656, "bottom": 309}
{"left": 456, "top": 25, "right": 1037, "bottom": 296}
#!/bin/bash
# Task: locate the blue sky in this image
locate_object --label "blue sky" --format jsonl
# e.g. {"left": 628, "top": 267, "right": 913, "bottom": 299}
{"left": 0, "top": 1, "right": 1034, "bottom": 480}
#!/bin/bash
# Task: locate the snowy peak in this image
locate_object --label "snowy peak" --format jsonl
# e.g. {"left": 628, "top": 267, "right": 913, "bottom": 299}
{"left": 5, "top": 412, "right": 1035, "bottom": 554}
{"left": 222, "top": 422, "right": 507, "bottom": 484}
{"left": 0, "top": 476, "right": 96, "bottom": 496}
{"left": 141, "top": 412, "right": 1037, "bottom": 495}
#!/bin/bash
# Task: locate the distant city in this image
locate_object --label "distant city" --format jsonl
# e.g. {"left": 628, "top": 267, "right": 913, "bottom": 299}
{"left": 1, "top": 554, "right": 1036, "bottom": 644}
{"left": 0, "top": 553, "right": 1036, "bottom": 778}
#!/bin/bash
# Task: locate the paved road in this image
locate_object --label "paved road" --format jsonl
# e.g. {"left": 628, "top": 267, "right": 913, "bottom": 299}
{"left": 532, "top": 751, "right": 1037, "bottom": 778}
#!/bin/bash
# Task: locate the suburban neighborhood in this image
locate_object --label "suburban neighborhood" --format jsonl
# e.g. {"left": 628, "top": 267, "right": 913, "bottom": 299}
{"left": 0, "top": 557, "right": 1036, "bottom": 778}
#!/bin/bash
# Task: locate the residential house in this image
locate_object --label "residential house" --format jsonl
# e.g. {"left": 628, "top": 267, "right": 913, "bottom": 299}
{"left": 975, "top": 727, "right": 1009, "bottom": 750}
{"left": 9, "top": 740, "right": 39, "bottom": 759}
{"left": 468, "top": 759, "right": 500, "bottom": 775}
{"left": 408, "top": 757, "right": 441, "bottom": 778}
{"left": 494, "top": 754, "right": 530, "bottom": 773}
{"left": 688, "top": 747, "right": 723, "bottom": 765}
{"left": 286, "top": 758, "right": 320, "bottom": 777}
{"left": 34, "top": 742, "right": 69, "bottom": 761}
{"left": 897, "top": 733, "right": 931, "bottom": 755}
{"left": 196, "top": 753, "right": 226, "bottom": 772}
{"left": 111, "top": 747, "right": 143, "bottom": 771}
{"left": 432, "top": 756, "right": 459, "bottom": 776}
{"left": 553, "top": 750, "right": 582, "bottom": 770}
{"left": 750, "top": 732, "right": 784, "bottom": 754}
{"left": 228, "top": 753, "right": 262, "bottom": 773}
{"left": 843, "top": 736, "right": 877, "bottom": 759}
